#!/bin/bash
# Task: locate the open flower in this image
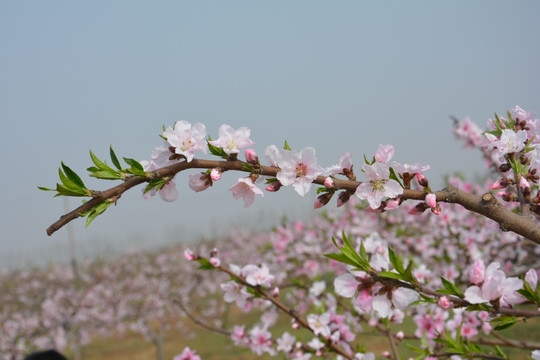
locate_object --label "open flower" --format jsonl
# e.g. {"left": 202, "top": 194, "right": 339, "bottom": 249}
{"left": 229, "top": 177, "right": 264, "bottom": 207}
{"left": 276, "top": 147, "right": 323, "bottom": 196}
{"left": 163, "top": 120, "right": 207, "bottom": 162}
{"left": 355, "top": 162, "right": 403, "bottom": 209}
{"left": 209, "top": 124, "right": 255, "bottom": 155}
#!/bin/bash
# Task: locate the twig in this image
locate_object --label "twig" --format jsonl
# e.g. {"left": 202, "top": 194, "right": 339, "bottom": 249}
{"left": 173, "top": 298, "right": 231, "bottom": 336}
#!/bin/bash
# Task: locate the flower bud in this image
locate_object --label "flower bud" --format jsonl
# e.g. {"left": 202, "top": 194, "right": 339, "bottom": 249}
{"left": 416, "top": 173, "right": 429, "bottom": 188}
{"left": 324, "top": 177, "right": 335, "bottom": 189}
{"left": 490, "top": 178, "right": 510, "bottom": 190}
{"left": 438, "top": 296, "right": 452, "bottom": 310}
{"left": 184, "top": 248, "right": 197, "bottom": 261}
{"left": 337, "top": 190, "right": 352, "bottom": 207}
{"left": 425, "top": 193, "right": 437, "bottom": 209}
{"left": 210, "top": 168, "right": 222, "bottom": 181}
{"left": 396, "top": 331, "right": 404, "bottom": 341}
{"left": 498, "top": 163, "right": 511, "bottom": 172}
{"left": 265, "top": 181, "right": 282, "bottom": 192}
{"left": 314, "top": 192, "right": 333, "bottom": 209}
{"left": 210, "top": 257, "right": 221, "bottom": 267}
{"left": 245, "top": 148, "right": 259, "bottom": 164}
{"left": 468, "top": 259, "right": 485, "bottom": 285}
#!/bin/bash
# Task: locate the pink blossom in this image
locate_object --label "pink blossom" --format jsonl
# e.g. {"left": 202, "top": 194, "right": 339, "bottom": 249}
{"left": 324, "top": 177, "right": 335, "bottom": 189}
{"left": 163, "top": 120, "right": 207, "bottom": 162}
{"left": 242, "top": 264, "right": 275, "bottom": 288}
{"left": 468, "top": 259, "right": 485, "bottom": 285}
{"left": 486, "top": 129, "right": 528, "bottom": 154}
{"left": 438, "top": 296, "right": 451, "bottom": 310}
{"left": 307, "top": 313, "right": 331, "bottom": 337}
{"left": 464, "top": 262, "right": 525, "bottom": 307}
{"left": 210, "top": 168, "right": 221, "bottom": 181}
{"left": 221, "top": 281, "right": 252, "bottom": 308}
{"left": 173, "top": 347, "right": 201, "bottom": 360}
{"left": 209, "top": 124, "right": 255, "bottom": 155}
{"left": 229, "top": 177, "right": 264, "bottom": 207}
{"left": 245, "top": 148, "right": 259, "bottom": 164}
{"left": 525, "top": 268, "right": 538, "bottom": 289}
{"left": 231, "top": 325, "right": 246, "bottom": 346}
{"left": 184, "top": 248, "right": 196, "bottom": 261}
{"left": 511, "top": 105, "right": 536, "bottom": 122}
{"left": 374, "top": 144, "right": 395, "bottom": 163}
{"left": 188, "top": 173, "right": 211, "bottom": 192}
{"left": 334, "top": 273, "right": 359, "bottom": 298}
{"left": 355, "top": 162, "right": 403, "bottom": 209}
{"left": 248, "top": 326, "right": 274, "bottom": 356}
{"left": 276, "top": 147, "right": 323, "bottom": 196}
{"left": 424, "top": 193, "right": 436, "bottom": 209}
{"left": 276, "top": 332, "right": 295, "bottom": 353}
{"left": 209, "top": 257, "right": 220, "bottom": 267}
{"left": 325, "top": 152, "right": 354, "bottom": 176}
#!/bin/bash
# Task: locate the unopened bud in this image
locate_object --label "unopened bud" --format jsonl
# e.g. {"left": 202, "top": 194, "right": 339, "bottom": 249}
{"left": 324, "top": 177, "right": 335, "bottom": 189}
{"left": 416, "top": 173, "right": 429, "bottom": 187}
{"left": 265, "top": 180, "right": 282, "bottom": 192}
{"left": 271, "top": 287, "right": 280, "bottom": 298}
{"left": 184, "top": 248, "right": 197, "bottom": 261}
{"left": 337, "top": 191, "right": 352, "bottom": 207}
{"left": 314, "top": 192, "right": 333, "bottom": 209}
{"left": 425, "top": 193, "right": 437, "bottom": 209}
{"left": 245, "top": 148, "right": 259, "bottom": 164}
{"left": 210, "top": 168, "right": 222, "bottom": 181}
{"left": 396, "top": 331, "right": 404, "bottom": 341}
{"left": 408, "top": 202, "right": 429, "bottom": 215}
{"left": 498, "top": 163, "right": 511, "bottom": 172}
{"left": 490, "top": 178, "right": 509, "bottom": 190}
{"left": 520, "top": 176, "right": 530, "bottom": 197}
{"left": 497, "top": 191, "right": 517, "bottom": 202}
{"left": 438, "top": 296, "right": 452, "bottom": 310}
{"left": 210, "top": 257, "right": 221, "bottom": 267}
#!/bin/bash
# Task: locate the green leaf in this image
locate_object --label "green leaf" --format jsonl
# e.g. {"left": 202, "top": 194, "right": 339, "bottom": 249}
{"left": 324, "top": 253, "right": 359, "bottom": 267}
{"left": 61, "top": 162, "right": 85, "bottom": 188}
{"left": 123, "top": 157, "right": 146, "bottom": 175}
{"left": 378, "top": 271, "right": 404, "bottom": 280}
{"left": 55, "top": 183, "right": 84, "bottom": 197}
{"left": 242, "top": 163, "right": 254, "bottom": 172}
{"left": 388, "top": 246, "right": 405, "bottom": 275}
{"left": 110, "top": 145, "right": 122, "bottom": 170}
{"left": 90, "top": 150, "right": 115, "bottom": 172}
{"left": 438, "top": 277, "right": 464, "bottom": 298}
{"left": 58, "top": 167, "right": 83, "bottom": 192}
{"left": 389, "top": 167, "right": 404, "bottom": 188}
{"left": 89, "top": 170, "right": 123, "bottom": 180}
{"left": 490, "top": 316, "right": 517, "bottom": 331}
{"left": 38, "top": 186, "right": 56, "bottom": 192}
{"left": 207, "top": 136, "right": 229, "bottom": 158}
{"left": 196, "top": 258, "right": 215, "bottom": 270}
{"left": 494, "top": 345, "right": 507, "bottom": 359}
{"left": 284, "top": 140, "right": 291, "bottom": 151}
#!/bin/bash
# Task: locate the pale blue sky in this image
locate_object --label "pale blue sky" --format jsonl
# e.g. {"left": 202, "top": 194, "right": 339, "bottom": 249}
{"left": 1, "top": 1, "right": 539, "bottom": 269}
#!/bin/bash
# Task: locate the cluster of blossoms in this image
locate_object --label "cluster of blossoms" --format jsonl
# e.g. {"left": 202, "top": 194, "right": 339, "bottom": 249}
{"left": 454, "top": 106, "right": 540, "bottom": 214}
{"left": 142, "top": 119, "right": 437, "bottom": 216}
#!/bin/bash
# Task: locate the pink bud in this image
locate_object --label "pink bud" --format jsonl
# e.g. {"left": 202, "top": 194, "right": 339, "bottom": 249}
{"left": 324, "top": 177, "right": 335, "bottom": 189}
{"left": 382, "top": 351, "right": 391, "bottom": 358}
{"left": 490, "top": 178, "right": 508, "bottom": 190}
{"left": 291, "top": 321, "right": 299, "bottom": 330}
{"left": 425, "top": 193, "right": 437, "bottom": 209}
{"left": 316, "top": 350, "right": 322, "bottom": 356}
{"left": 396, "top": 331, "right": 404, "bottom": 340}
{"left": 468, "top": 259, "right": 485, "bottom": 285}
{"left": 271, "top": 287, "right": 280, "bottom": 297}
{"left": 385, "top": 198, "right": 400, "bottom": 210}
{"left": 210, "top": 257, "right": 221, "bottom": 267}
{"left": 265, "top": 181, "right": 282, "bottom": 192}
{"left": 245, "top": 148, "right": 259, "bottom": 164}
{"left": 520, "top": 176, "right": 530, "bottom": 191}
{"left": 438, "top": 296, "right": 451, "bottom": 310}
{"left": 416, "top": 173, "right": 428, "bottom": 187}
{"left": 210, "top": 168, "right": 221, "bottom": 181}
{"left": 184, "top": 248, "right": 197, "bottom": 261}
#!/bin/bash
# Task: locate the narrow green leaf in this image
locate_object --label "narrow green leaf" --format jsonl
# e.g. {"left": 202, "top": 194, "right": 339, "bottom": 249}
{"left": 38, "top": 186, "right": 56, "bottom": 192}
{"left": 324, "top": 253, "right": 359, "bottom": 267}
{"left": 61, "top": 162, "right": 85, "bottom": 188}
{"left": 388, "top": 246, "right": 405, "bottom": 275}
{"left": 284, "top": 140, "right": 291, "bottom": 151}
{"left": 440, "top": 277, "right": 464, "bottom": 298}
{"left": 389, "top": 167, "right": 404, "bottom": 188}
{"left": 56, "top": 183, "right": 86, "bottom": 197}
{"left": 110, "top": 145, "right": 122, "bottom": 170}
{"left": 58, "top": 168, "right": 82, "bottom": 192}
{"left": 90, "top": 150, "right": 115, "bottom": 172}
{"left": 89, "top": 170, "right": 123, "bottom": 180}
{"left": 378, "top": 271, "right": 404, "bottom": 280}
